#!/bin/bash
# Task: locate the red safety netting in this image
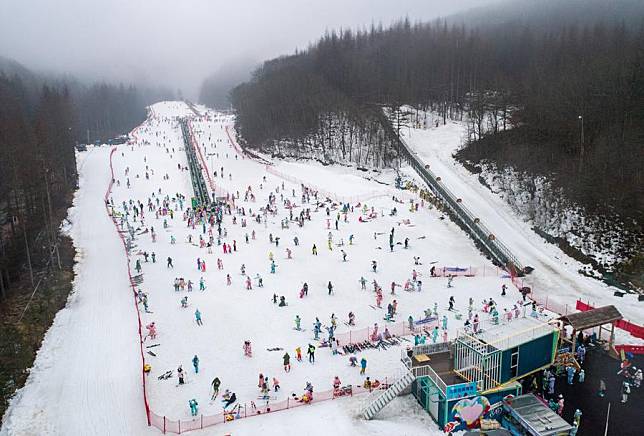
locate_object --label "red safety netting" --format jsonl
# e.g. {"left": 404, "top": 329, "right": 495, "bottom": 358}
{"left": 104, "top": 147, "right": 151, "bottom": 425}
{"left": 615, "top": 345, "right": 644, "bottom": 355}
{"left": 224, "top": 125, "right": 246, "bottom": 158}
{"left": 576, "top": 300, "right": 644, "bottom": 339}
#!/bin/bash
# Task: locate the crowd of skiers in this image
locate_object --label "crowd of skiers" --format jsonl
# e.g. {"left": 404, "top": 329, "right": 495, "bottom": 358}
{"left": 115, "top": 110, "right": 560, "bottom": 421}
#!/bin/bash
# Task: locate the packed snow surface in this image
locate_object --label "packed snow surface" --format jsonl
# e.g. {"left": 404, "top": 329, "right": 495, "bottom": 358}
{"left": 402, "top": 122, "right": 643, "bottom": 327}
{"left": 3, "top": 101, "right": 636, "bottom": 436}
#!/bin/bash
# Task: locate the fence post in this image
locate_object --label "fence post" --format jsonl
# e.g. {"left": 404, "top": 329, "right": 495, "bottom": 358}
{"left": 201, "top": 414, "right": 203, "bottom": 429}
{"left": 163, "top": 416, "right": 166, "bottom": 434}
{"left": 178, "top": 419, "right": 181, "bottom": 434}
{"left": 287, "top": 397, "right": 289, "bottom": 409}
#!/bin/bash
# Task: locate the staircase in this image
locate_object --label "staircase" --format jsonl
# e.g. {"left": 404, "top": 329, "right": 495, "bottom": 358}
{"left": 362, "top": 370, "right": 416, "bottom": 420}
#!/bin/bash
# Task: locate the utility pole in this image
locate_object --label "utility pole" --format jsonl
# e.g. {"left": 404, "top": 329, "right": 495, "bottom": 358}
{"left": 578, "top": 115, "right": 584, "bottom": 172}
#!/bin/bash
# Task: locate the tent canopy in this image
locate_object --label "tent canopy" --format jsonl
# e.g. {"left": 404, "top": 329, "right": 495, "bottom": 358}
{"left": 559, "top": 305, "right": 622, "bottom": 331}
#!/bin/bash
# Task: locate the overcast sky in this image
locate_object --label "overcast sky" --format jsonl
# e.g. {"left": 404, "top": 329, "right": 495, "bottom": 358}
{"left": 0, "top": 0, "right": 500, "bottom": 98}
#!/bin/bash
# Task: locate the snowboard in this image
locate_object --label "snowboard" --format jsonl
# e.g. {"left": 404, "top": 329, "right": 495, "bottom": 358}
{"left": 158, "top": 370, "right": 173, "bottom": 380}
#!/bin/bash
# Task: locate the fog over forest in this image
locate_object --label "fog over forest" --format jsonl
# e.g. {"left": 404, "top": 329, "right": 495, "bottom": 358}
{"left": 0, "top": 0, "right": 499, "bottom": 98}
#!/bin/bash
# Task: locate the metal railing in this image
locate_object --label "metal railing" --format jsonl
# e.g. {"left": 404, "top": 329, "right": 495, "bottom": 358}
{"left": 412, "top": 364, "right": 447, "bottom": 394}
{"left": 378, "top": 112, "right": 523, "bottom": 275}
{"left": 179, "top": 118, "right": 211, "bottom": 207}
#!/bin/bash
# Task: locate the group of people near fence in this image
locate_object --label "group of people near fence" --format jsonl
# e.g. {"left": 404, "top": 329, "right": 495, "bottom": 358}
{"left": 117, "top": 109, "right": 548, "bottom": 424}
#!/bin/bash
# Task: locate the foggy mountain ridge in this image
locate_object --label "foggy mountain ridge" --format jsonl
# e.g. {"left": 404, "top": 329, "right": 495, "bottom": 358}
{"left": 225, "top": 0, "right": 644, "bottom": 287}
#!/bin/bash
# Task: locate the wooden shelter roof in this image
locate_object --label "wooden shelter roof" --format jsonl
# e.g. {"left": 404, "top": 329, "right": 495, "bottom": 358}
{"left": 559, "top": 305, "right": 622, "bottom": 330}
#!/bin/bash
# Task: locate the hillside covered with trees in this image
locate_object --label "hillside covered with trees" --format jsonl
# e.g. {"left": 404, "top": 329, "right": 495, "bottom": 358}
{"left": 226, "top": 0, "right": 643, "bottom": 285}
{"left": 0, "top": 59, "right": 173, "bottom": 414}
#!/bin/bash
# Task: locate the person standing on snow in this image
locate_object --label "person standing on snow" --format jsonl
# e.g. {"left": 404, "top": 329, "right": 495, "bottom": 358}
{"left": 211, "top": 377, "right": 221, "bottom": 399}
{"left": 177, "top": 365, "right": 185, "bottom": 385}
{"left": 192, "top": 355, "right": 200, "bottom": 373}
{"left": 360, "top": 357, "right": 367, "bottom": 375}
{"left": 195, "top": 309, "right": 203, "bottom": 326}
{"left": 243, "top": 341, "right": 253, "bottom": 357}
{"left": 283, "top": 352, "right": 291, "bottom": 372}
{"left": 189, "top": 399, "right": 198, "bottom": 416}
{"left": 272, "top": 377, "right": 280, "bottom": 392}
{"left": 307, "top": 344, "right": 316, "bottom": 363}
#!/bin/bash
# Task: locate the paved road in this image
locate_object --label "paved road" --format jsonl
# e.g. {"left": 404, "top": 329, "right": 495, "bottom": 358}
{"left": 549, "top": 348, "right": 641, "bottom": 436}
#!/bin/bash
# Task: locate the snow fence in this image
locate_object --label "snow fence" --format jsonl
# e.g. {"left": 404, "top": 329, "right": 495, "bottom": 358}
{"left": 105, "top": 142, "right": 406, "bottom": 434}
{"left": 148, "top": 381, "right": 393, "bottom": 434}
{"left": 105, "top": 147, "right": 152, "bottom": 425}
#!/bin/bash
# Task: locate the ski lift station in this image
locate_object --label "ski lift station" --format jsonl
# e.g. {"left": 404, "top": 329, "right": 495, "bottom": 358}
{"left": 403, "top": 316, "right": 561, "bottom": 431}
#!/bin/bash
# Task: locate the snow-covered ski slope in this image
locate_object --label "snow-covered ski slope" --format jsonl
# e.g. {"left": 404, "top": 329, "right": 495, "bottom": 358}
{"left": 0, "top": 147, "right": 150, "bottom": 436}
{"left": 1, "top": 101, "right": 541, "bottom": 436}
{"left": 402, "top": 121, "right": 643, "bottom": 327}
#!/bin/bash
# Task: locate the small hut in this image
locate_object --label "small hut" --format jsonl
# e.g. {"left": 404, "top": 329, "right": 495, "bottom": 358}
{"left": 559, "top": 305, "right": 622, "bottom": 351}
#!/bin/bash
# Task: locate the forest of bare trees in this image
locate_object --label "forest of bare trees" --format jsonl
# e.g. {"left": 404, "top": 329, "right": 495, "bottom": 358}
{"left": 0, "top": 63, "right": 173, "bottom": 414}
{"left": 0, "top": 64, "right": 172, "bottom": 300}
{"left": 224, "top": 1, "right": 643, "bottom": 284}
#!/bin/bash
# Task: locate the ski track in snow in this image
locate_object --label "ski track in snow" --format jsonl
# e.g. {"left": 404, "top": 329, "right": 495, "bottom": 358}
{"left": 402, "top": 123, "right": 643, "bottom": 328}
{"left": 3, "top": 101, "right": 612, "bottom": 436}
{"left": 1, "top": 147, "right": 151, "bottom": 436}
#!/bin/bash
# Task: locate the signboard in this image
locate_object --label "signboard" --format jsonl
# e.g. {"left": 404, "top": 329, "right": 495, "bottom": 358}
{"left": 446, "top": 381, "right": 478, "bottom": 400}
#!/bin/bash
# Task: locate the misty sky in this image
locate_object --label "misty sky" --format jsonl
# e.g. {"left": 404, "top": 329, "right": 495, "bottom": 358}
{"left": 0, "top": 0, "right": 500, "bottom": 98}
